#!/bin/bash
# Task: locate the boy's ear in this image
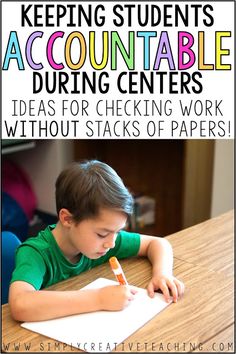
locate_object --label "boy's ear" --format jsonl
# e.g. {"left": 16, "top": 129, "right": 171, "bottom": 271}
{"left": 59, "top": 208, "right": 73, "bottom": 227}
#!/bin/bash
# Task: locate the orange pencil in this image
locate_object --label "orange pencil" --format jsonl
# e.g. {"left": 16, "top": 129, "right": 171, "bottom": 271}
{"left": 109, "top": 257, "right": 128, "bottom": 285}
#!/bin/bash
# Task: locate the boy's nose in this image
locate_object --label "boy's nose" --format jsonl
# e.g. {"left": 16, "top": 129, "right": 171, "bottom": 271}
{"left": 104, "top": 234, "right": 116, "bottom": 249}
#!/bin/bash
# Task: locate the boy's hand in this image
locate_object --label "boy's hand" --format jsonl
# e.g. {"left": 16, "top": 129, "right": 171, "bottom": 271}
{"left": 147, "top": 274, "right": 184, "bottom": 303}
{"left": 98, "top": 285, "right": 137, "bottom": 311}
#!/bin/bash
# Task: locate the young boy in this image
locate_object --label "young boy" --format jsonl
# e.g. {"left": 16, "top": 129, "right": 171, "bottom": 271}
{"left": 9, "top": 160, "right": 184, "bottom": 322}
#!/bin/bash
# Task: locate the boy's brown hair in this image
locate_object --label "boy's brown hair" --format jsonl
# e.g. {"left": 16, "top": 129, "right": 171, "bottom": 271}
{"left": 55, "top": 160, "right": 133, "bottom": 222}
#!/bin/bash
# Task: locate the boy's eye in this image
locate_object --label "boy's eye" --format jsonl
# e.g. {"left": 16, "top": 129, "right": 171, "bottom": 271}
{"left": 97, "top": 233, "right": 108, "bottom": 238}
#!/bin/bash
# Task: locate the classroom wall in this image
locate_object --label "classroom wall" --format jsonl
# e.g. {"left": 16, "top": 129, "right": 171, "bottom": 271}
{"left": 9, "top": 140, "right": 74, "bottom": 215}
{"left": 211, "top": 140, "right": 234, "bottom": 217}
{"left": 7, "top": 139, "right": 233, "bottom": 221}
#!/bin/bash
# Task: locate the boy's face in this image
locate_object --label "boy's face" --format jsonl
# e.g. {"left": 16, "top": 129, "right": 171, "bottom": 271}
{"left": 67, "top": 208, "right": 127, "bottom": 259}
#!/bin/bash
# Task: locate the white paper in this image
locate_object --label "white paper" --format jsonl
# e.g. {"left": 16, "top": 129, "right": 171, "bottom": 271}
{"left": 21, "top": 278, "right": 172, "bottom": 352}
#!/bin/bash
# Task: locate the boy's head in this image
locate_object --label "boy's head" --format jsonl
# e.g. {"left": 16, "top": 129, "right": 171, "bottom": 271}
{"left": 55, "top": 160, "right": 133, "bottom": 223}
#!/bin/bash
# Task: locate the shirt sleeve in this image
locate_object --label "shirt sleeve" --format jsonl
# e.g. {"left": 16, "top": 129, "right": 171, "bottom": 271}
{"left": 10, "top": 245, "right": 47, "bottom": 290}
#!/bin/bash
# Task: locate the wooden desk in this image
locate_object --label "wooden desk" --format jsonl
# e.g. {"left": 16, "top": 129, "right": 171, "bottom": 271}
{"left": 2, "top": 211, "right": 234, "bottom": 352}
{"left": 167, "top": 210, "right": 234, "bottom": 277}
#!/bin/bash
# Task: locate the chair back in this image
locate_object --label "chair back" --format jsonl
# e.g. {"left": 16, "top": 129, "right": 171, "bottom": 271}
{"left": 2, "top": 231, "right": 21, "bottom": 304}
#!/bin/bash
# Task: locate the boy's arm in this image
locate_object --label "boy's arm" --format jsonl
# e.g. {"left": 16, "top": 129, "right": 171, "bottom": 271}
{"left": 138, "top": 235, "right": 185, "bottom": 302}
{"left": 9, "top": 280, "right": 136, "bottom": 322}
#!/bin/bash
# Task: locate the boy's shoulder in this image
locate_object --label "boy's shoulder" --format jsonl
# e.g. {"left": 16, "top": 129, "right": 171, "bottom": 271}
{"left": 20, "top": 225, "right": 56, "bottom": 252}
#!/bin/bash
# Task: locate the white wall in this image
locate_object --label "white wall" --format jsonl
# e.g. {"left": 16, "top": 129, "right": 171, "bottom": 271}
{"left": 211, "top": 140, "right": 234, "bottom": 217}
{"left": 10, "top": 140, "right": 74, "bottom": 215}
